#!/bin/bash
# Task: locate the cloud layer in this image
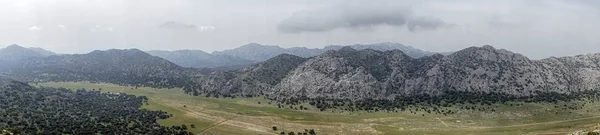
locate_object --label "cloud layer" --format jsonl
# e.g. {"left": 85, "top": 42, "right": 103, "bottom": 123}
{"left": 277, "top": 0, "right": 447, "bottom": 33}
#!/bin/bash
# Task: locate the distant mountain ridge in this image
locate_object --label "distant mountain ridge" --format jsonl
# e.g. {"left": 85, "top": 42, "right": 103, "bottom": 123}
{"left": 149, "top": 42, "right": 445, "bottom": 69}
{"left": 212, "top": 42, "right": 444, "bottom": 62}
{"left": 146, "top": 50, "right": 255, "bottom": 69}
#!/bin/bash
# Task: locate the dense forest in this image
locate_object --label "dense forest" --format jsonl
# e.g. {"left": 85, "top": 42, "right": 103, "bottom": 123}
{"left": 0, "top": 80, "right": 193, "bottom": 135}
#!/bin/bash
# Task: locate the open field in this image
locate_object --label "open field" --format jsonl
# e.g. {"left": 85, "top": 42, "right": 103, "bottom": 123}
{"left": 36, "top": 82, "right": 600, "bottom": 135}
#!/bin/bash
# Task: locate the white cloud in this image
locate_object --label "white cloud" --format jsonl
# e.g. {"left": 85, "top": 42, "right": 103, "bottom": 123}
{"left": 199, "top": 26, "right": 215, "bottom": 32}
{"left": 90, "top": 25, "right": 114, "bottom": 32}
{"left": 57, "top": 25, "right": 66, "bottom": 30}
{"left": 28, "top": 25, "right": 42, "bottom": 31}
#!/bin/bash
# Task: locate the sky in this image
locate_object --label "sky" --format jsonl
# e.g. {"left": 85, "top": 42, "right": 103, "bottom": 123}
{"left": 0, "top": 0, "right": 599, "bottom": 59}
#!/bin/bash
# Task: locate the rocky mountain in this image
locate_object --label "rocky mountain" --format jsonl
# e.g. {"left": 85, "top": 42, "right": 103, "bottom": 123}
{"left": 146, "top": 50, "right": 255, "bottom": 68}
{"left": 10, "top": 49, "right": 195, "bottom": 88}
{"left": 212, "top": 42, "right": 442, "bottom": 62}
{"left": 191, "top": 45, "right": 600, "bottom": 101}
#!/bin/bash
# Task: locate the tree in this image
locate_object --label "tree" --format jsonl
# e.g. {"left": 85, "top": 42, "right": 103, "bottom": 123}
{"left": 272, "top": 126, "right": 278, "bottom": 131}
{"left": 309, "top": 129, "right": 316, "bottom": 135}
{"left": 181, "top": 124, "right": 188, "bottom": 130}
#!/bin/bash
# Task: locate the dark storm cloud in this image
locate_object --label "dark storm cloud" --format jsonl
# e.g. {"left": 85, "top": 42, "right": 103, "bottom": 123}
{"left": 277, "top": 0, "right": 446, "bottom": 33}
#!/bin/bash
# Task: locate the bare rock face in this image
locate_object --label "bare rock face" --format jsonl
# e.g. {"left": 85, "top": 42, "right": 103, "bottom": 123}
{"left": 268, "top": 46, "right": 600, "bottom": 100}
{"left": 195, "top": 45, "right": 600, "bottom": 101}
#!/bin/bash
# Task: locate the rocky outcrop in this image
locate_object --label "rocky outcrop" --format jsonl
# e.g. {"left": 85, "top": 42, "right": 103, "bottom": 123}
{"left": 269, "top": 45, "right": 600, "bottom": 100}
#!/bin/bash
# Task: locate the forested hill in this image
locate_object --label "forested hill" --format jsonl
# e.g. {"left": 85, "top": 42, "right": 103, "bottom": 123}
{"left": 0, "top": 77, "right": 193, "bottom": 134}
{"left": 8, "top": 49, "right": 198, "bottom": 88}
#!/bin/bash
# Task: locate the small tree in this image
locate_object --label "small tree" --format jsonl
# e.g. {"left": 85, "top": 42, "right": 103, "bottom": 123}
{"left": 181, "top": 124, "right": 187, "bottom": 130}
{"left": 190, "top": 124, "right": 196, "bottom": 128}
{"left": 272, "top": 126, "right": 278, "bottom": 131}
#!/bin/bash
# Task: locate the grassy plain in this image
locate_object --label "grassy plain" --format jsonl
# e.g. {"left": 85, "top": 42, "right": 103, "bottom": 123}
{"left": 36, "top": 82, "right": 600, "bottom": 135}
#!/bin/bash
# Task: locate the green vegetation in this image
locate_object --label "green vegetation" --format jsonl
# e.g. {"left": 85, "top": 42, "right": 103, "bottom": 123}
{"left": 0, "top": 81, "right": 192, "bottom": 134}
{"left": 36, "top": 82, "right": 600, "bottom": 135}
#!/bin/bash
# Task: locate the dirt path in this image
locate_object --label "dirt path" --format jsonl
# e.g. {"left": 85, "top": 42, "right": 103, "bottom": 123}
{"left": 197, "top": 117, "right": 237, "bottom": 135}
{"left": 436, "top": 117, "right": 450, "bottom": 127}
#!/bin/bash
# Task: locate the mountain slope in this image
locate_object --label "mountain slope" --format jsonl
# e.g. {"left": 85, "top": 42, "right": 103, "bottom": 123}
{"left": 11, "top": 49, "right": 194, "bottom": 88}
{"left": 146, "top": 50, "right": 254, "bottom": 68}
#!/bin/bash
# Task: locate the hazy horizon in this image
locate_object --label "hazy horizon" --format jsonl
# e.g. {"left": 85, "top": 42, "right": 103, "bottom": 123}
{"left": 1, "top": 0, "right": 599, "bottom": 59}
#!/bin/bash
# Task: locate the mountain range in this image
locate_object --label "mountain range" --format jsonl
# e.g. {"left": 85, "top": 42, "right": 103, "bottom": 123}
{"left": 2, "top": 43, "right": 600, "bottom": 103}
{"left": 147, "top": 42, "right": 446, "bottom": 69}
{"left": 1, "top": 43, "right": 444, "bottom": 70}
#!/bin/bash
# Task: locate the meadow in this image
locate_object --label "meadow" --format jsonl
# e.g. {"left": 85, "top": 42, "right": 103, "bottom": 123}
{"left": 36, "top": 82, "right": 600, "bottom": 135}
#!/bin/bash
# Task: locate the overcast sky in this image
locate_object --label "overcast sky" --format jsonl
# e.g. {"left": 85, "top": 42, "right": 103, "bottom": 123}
{"left": 0, "top": 0, "right": 599, "bottom": 59}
